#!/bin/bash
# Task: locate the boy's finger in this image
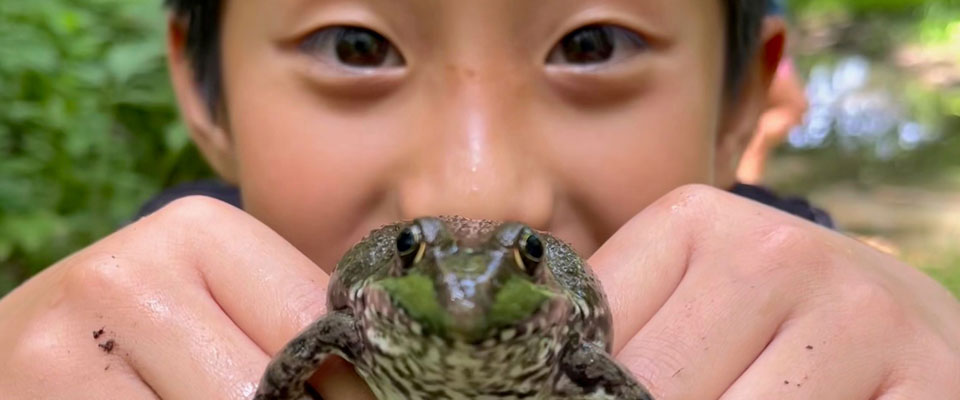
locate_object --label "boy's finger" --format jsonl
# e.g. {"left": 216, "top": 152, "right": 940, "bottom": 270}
{"left": 611, "top": 243, "right": 796, "bottom": 399}
{"left": 87, "top": 281, "right": 270, "bottom": 400}
{"left": 146, "top": 197, "right": 376, "bottom": 398}
{"left": 62, "top": 196, "right": 371, "bottom": 399}
{"left": 2, "top": 306, "right": 160, "bottom": 400}
{"left": 311, "top": 357, "right": 378, "bottom": 400}
{"left": 7, "top": 280, "right": 253, "bottom": 400}
{"left": 590, "top": 185, "right": 716, "bottom": 352}
{"left": 12, "top": 374, "right": 161, "bottom": 400}
{"left": 590, "top": 185, "right": 824, "bottom": 397}
{"left": 139, "top": 196, "right": 332, "bottom": 353}
{"left": 718, "top": 306, "right": 887, "bottom": 400}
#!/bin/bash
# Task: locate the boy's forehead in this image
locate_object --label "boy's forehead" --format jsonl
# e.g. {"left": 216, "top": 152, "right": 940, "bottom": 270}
{"left": 247, "top": 0, "right": 714, "bottom": 33}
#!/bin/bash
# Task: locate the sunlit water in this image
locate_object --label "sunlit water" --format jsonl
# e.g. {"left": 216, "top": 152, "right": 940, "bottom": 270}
{"left": 788, "top": 55, "right": 940, "bottom": 159}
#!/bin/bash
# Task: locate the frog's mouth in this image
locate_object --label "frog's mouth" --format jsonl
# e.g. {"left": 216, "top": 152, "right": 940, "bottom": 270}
{"left": 363, "top": 274, "right": 568, "bottom": 343}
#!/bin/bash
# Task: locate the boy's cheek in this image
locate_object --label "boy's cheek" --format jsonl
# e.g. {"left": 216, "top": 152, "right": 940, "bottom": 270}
{"left": 227, "top": 107, "right": 409, "bottom": 273}
{"left": 237, "top": 156, "right": 385, "bottom": 273}
{"left": 532, "top": 85, "right": 720, "bottom": 242}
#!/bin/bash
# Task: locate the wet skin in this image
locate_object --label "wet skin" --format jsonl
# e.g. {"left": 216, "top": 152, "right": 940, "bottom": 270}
{"left": 255, "top": 216, "right": 653, "bottom": 400}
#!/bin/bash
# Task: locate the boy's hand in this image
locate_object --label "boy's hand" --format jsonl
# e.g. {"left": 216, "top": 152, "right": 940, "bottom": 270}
{"left": 0, "top": 197, "right": 375, "bottom": 400}
{"left": 595, "top": 184, "right": 960, "bottom": 399}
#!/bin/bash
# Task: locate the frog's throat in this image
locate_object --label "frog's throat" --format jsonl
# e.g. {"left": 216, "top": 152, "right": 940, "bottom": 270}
{"left": 375, "top": 274, "right": 555, "bottom": 339}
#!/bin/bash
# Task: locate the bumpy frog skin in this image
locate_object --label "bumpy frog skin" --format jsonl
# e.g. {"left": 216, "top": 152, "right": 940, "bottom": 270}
{"left": 255, "top": 216, "right": 654, "bottom": 400}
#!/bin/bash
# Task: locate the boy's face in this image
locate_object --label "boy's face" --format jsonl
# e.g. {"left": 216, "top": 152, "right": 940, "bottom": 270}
{"left": 170, "top": 0, "right": 775, "bottom": 272}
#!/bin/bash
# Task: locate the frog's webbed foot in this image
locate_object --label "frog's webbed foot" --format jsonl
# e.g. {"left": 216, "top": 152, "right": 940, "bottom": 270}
{"left": 254, "top": 312, "right": 360, "bottom": 400}
{"left": 557, "top": 342, "right": 655, "bottom": 400}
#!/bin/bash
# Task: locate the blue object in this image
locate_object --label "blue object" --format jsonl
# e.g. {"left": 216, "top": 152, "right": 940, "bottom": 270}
{"left": 767, "top": 0, "right": 785, "bottom": 15}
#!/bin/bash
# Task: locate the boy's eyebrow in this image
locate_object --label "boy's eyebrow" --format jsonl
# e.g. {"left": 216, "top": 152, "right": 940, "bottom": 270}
{"left": 274, "top": 0, "right": 681, "bottom": 46}
{"left": 279, "top": 0, "right": 427, "bottom": 25}
{"left": 275, "top": 0, "right": 431, "bottom": 39}
{"left": 542, "top": 0, "right": 677, "bottom": 38}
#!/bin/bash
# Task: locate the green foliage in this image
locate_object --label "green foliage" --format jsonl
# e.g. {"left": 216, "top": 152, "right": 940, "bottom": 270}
{"left": 0, "top": 0, "right": 213, "bottom": 294}
{"left": 789, "top": 0, "right": 960, "bottom": 16}
{"left": 915, "top": 5, "right": 960, "bottom": 47}
{"left": 924, "top": 253, "right": 960, "bottom": 298}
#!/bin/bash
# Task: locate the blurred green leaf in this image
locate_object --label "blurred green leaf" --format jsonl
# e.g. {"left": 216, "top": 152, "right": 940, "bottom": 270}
{"left": 0, "top": 241, "right": 12, "bottom": 263}
{"left": 164, "top": 122, "right": 190, "bottom": 152}
{"left": 0, "top": 212, "right": 62, "bottom": 254}
{"left": 0, "top": 0, "right": 213, "bottom": 296}
{"left": 108, "top": 42, "right": 164, "bottom": 84}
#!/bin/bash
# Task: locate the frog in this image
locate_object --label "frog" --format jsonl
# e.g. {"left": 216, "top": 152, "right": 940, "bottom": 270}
{"left": 254, "top": 216, "right": 654, "bottom": 400}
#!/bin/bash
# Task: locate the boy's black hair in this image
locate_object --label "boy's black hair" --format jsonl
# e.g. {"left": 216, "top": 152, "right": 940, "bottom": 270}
{"left": 166, "top": 0, "right": 222, "bottom": 114}
{"left": 165, "top": 0, "right": 766, "bottom": 114}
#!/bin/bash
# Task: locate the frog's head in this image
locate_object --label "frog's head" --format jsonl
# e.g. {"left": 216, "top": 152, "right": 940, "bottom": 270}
{"left": 364, "top": 217, "right": 569, "bottom": 343}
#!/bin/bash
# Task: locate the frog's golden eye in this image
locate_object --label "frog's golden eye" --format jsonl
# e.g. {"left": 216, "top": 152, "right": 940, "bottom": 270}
{"left": 396, "top": 225, "right": 424, "bottom": 268}
{"left": 515, "top": 228, "right": 544, "bottom": 275}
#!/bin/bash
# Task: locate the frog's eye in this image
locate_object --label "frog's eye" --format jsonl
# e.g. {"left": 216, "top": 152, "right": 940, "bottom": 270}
{"left": 515, "top": 228, "right": 544, "bottom": 275}
{"left": 396, "top": 225, "right": 424, "bottom": 268}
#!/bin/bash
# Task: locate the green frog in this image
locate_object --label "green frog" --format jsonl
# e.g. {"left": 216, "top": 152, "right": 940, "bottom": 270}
{"left": 254, "top": 216, "right": 654, "bottom": 400}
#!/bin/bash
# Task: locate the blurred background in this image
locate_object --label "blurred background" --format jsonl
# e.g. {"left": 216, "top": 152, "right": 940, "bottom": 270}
{"left": 0, "top": 0, "right": 958, "bottom": 296}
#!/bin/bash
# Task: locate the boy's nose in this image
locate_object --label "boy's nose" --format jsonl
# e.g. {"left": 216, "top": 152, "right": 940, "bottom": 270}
{"left": 395, "top": 64, "right": 553, "bottom": 229}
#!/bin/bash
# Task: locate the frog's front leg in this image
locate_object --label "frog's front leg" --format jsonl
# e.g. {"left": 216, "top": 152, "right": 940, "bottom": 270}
{"left": 557, "top": 342, "right": 655, "bottom": 400}
{"left": 255, "top": 311, "right": 361, "bottom": 400}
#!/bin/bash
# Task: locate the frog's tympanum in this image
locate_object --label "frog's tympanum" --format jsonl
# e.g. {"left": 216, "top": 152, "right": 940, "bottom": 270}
{"left": 255, "top": 216, "right": 653, "bottom": 400}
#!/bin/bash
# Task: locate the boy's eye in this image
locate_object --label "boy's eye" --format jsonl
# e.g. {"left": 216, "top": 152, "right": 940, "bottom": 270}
{"left": 547, "top": 25, "right": 649, "bottom": 65}
{"left": 299, "top": 26, "right": 404, "bottom": 68}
